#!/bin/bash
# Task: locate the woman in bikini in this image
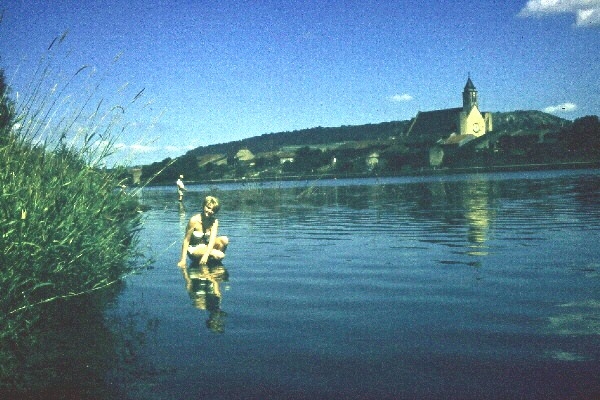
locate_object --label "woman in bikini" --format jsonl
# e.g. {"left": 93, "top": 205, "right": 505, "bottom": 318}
{"left": 178, "top": 196, "right": 229, "bottom": 267}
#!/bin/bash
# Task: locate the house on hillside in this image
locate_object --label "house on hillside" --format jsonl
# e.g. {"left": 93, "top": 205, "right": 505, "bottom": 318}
{"left": 278, "top": 152, "right": 295, "bottom": 165}
{"left": 406, "top": 77, "right": 493, "bottom": 166}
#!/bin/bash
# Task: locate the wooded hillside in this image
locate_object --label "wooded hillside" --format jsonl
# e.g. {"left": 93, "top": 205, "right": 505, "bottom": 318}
{"left": 139, "top": 110, "right": 599, "bottom": 184}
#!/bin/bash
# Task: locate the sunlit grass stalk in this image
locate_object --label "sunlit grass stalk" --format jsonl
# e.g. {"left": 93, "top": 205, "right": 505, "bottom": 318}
{"left": 0, "top": 33, "right": 145, "bottom": 364}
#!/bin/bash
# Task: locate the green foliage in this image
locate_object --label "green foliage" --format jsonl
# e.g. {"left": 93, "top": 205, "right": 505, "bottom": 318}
{"left": 492, "top": 110, "right": 569, "bottom": 132}
{"left": 0, "top": 125, "right": 141, "bottom": 343}
{"left": 560, "top": 115, "right": 600, "bottom": 153}
{"left": 0, "top": 44, "right": 143, "bottom": 386}
{"left": 186, "top": 121, "right": 410, "bottom": 160}
{"left": 143, "top": 121, "right": 410, "bottom": 182}
{"left": 282, "top": 146, "right": 329, "bottom": 173}
{"left": 0, "top": 69, "right": 15, "bottom": 143}
{"left": 144, "top": 109, "right": 594, "bottom": 183}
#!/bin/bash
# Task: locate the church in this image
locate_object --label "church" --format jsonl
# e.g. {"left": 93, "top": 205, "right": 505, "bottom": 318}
{"left": 405, "top": 77, "right": 493, "bottom": 152}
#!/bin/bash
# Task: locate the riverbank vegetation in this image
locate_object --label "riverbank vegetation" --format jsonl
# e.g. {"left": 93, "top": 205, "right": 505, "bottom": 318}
{"left": 0, "top": 46, "right": 143, "bottom": 391}
{"left": 141, "top": 111, "right": 600, "bottom": 185}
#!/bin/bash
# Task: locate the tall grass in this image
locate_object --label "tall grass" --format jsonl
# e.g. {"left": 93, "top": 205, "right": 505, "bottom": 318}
{"left": 0, "top": 34, "right": 144, "bottom": 385}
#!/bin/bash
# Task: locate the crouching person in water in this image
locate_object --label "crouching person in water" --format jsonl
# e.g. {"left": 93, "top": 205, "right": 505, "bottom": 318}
{"left": 178, "top": 196, "right": 229, "bottom": 267}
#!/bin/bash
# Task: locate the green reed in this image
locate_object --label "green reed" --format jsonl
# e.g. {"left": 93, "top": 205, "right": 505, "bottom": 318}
{"left": 0, "top": 34, "right": 144, "bottom": 383}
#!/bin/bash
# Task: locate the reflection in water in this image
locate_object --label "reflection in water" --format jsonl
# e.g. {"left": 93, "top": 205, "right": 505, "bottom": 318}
{"left": 547, "top": 299, "right": 600, "bottom": 336}
{"left": 110, "top": 170, "right": 600, "bottom": 399}
{"left": 178, "top": 201, "right": 187, "bottom": 230}
{"left": 180, "top": 263, "right": 229, "bottom": 333}
{"left": 0, "top": 289, "right": 131, "bottom": 399}
{"left": 412, "top": 177, "right": 495, "bottom": 264}
{"left": 463, "top": 180, "right": 493, "bottom": 256}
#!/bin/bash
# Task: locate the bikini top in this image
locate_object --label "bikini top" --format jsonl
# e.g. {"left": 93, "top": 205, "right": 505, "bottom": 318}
{"left": 191, "top": 230, "right": 211, "bottom": 244}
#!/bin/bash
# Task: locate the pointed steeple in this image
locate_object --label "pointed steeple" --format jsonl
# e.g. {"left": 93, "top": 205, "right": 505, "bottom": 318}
{"left": 463, "top": 76, "right": 478, "bottom": 111}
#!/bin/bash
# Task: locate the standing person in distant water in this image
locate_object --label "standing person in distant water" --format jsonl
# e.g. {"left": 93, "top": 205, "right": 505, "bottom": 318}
{"left": 176, "top": 174, "right": 186, "bottom": 202}
{"left": 178, "top": 196, "right": 229, "bottom": 267}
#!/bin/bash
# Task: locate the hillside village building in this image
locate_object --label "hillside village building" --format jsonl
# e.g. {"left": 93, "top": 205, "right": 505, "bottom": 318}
{"left": 406, "top": 77, "right": 493, "bottom": 166}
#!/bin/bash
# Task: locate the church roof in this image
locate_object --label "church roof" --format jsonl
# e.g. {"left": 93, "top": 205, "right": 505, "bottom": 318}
{"left": 407, "top": 107, "right": 462, "bottom": 139}
{"left": 464, "top": 77, "right": 476, "bottom": 90}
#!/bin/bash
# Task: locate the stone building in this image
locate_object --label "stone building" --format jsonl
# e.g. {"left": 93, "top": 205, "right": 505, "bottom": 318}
{"left": 405, "top": 77, "right": 493, "bottom": 166}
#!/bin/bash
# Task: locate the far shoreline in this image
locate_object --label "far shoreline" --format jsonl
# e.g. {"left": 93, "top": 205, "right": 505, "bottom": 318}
{"left": 147, "top": 160, "right": 600, "bottom": 187}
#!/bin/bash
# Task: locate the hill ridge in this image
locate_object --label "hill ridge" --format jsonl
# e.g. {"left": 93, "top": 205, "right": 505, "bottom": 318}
{"left": 182, "top": 110, "right": 569, "bottom": 159}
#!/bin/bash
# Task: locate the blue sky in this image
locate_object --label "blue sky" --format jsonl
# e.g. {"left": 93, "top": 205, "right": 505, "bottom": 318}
{"left": 1, "top": 0, "right": 598, "bottom": 165}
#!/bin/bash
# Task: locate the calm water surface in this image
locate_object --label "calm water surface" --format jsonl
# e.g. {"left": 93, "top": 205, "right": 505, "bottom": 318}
{"left": 107, "top": 169, "right": 600, "bottom": 399}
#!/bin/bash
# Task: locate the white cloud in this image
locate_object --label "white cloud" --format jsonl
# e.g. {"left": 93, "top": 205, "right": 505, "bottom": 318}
{"left": 389, "top": 93, "right": 413, "bottom": 102}
{"left": 518, "top": 0, "right": 600, "bottom": 27}
{"left": 576, "top": 7, "right": 600, "bottom": 25}
{"left": 543, "top": 102, "right": 578, "bottom": 113}
{"left": 129, "top": 144, "right": 159, "bottom": 153}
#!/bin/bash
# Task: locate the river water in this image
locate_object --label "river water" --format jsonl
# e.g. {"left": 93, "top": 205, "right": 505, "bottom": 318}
{"left": 105, "top": 169, "right": 600, "bottom": 399}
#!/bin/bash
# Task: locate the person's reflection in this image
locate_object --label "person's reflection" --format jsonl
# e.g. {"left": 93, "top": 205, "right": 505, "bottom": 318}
{"left": 178, "top": 201, "right": 187, "bottom": 230}
{"left": 180, "top": 263, "right": 229, "bottom": 333}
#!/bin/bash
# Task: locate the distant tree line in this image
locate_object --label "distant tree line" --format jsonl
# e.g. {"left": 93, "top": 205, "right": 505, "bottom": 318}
{"left": 139, "top": 112, "right": 599, "bottom": 185}
{"left": 561, "top": 115, "right": 600, "bottom": 153}
{"left": 185, "top": 121, "right": 409, "bottom": 159}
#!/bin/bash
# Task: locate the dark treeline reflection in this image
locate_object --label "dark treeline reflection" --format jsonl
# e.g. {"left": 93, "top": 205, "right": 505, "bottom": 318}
{"left": 217, "top": 172, "right": 600, "bottom": 270}
{"left": 223, "top": 176, "right": 500, "bottom": 246}
{"left": 0, "top": 286, "right": 152, "bottom": 399}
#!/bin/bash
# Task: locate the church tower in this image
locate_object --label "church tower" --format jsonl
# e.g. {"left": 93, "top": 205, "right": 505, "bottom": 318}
{"left": 458, "top": 76, "right": 488, "bottom": 137}
{"left": 462, "top": 77, "right": 478, "bottom": 111}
